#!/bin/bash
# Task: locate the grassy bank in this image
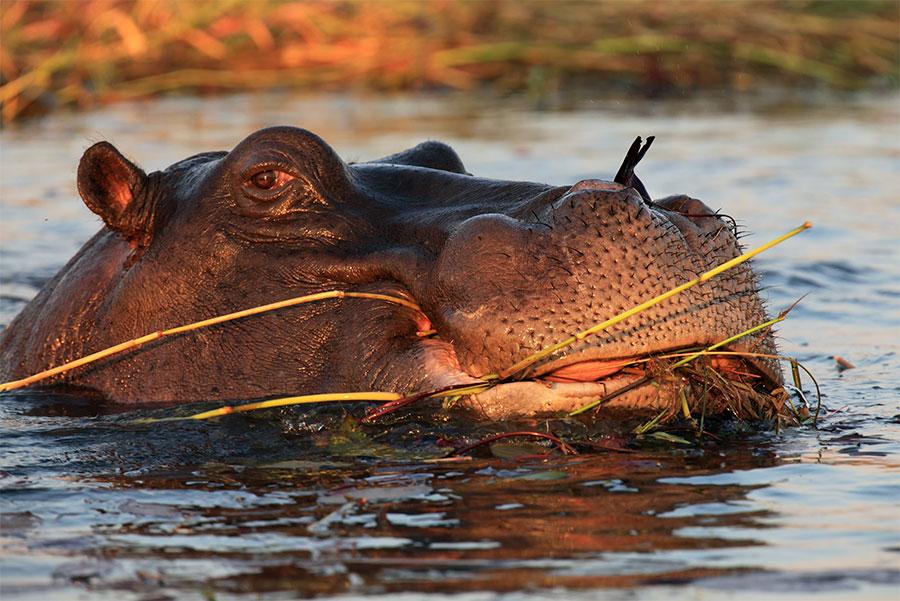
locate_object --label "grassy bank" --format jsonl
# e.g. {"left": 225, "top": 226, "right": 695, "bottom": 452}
{"left": 1, "top": 0, "right": 898, "bottom": 122}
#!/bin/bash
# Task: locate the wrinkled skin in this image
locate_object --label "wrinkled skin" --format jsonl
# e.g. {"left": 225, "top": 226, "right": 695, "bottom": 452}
{"left": 0, "top": 127, "right": 780, "bottom": 418}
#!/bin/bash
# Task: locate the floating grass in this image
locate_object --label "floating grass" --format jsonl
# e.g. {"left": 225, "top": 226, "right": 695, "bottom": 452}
{"left": 566, "top": 307, "right": 802, "bottom": 417}
{"left": 448, "top": 431, "right": 578, "bottom": 458}
{"left": 623, "top": 347, "right": 822, "bottom": 438}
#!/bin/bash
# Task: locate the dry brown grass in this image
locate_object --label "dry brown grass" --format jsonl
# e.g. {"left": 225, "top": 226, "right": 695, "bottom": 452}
{"left": 2, "top": 0, "right": 898, "bottom": 123}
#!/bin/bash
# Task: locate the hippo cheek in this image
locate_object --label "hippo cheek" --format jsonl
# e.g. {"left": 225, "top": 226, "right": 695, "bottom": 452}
{"left": 423, "top": 212, "right": 563, "bottom": 377}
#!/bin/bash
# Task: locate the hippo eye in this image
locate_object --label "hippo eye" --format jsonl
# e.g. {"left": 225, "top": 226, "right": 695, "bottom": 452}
{"left": 244, "top": 169, "right": 295, "bottom": 195}
{"left": 252, "top": 170, "right": 277, "bottom": 189}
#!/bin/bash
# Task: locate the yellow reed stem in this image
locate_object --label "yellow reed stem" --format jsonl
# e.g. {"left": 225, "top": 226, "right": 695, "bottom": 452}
{"left": 630, "top": 350, "right": 792, "bottom": 365}
{"left": 174, "top": 382, "right": 497, "bottom": 423}
{"left": 669, "top": 315, "right": 785, "bottom": 369}
{"left": 491, "top": 222, "right": 811, "bottom": 381}
{"left": 186, "top": 392, "right": 402, "bottom": 420}
{"left": 0, "top": 291, "right": 419, "bottom": 392}
{"left": 680, "top": 387, "right": 692, "bottom": 419}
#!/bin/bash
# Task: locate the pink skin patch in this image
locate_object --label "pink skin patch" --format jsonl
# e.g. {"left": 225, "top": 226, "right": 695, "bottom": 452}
{"left": 107, "top": 178, "right": 132, "bottom": 214}
{"left": 414, "top": 314, "right": 433, "bottom": 335}
{"left": 542, "top": 358, "right": 635, "bottom": 383}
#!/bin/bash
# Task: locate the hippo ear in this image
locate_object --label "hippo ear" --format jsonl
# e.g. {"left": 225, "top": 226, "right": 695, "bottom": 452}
{"left": 77, "top": 142, "right": 152, "bottom": 243}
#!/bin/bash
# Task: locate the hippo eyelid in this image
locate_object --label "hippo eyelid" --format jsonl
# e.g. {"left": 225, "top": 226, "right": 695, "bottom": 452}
{"left": 241, "top": 147, "right": 304, "bottom": 177}
{"left": 239, "top": 159, "right": 300, "bottom": 182}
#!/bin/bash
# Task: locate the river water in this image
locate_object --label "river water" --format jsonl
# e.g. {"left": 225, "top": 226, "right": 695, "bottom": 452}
{"left": 1, "top": 92, "right": 898, "bottom": 600}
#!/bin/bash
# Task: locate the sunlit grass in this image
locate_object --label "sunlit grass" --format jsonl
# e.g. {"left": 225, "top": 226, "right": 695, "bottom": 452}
{"left": 1, "top": 0, "right": 897, "bottom": 122}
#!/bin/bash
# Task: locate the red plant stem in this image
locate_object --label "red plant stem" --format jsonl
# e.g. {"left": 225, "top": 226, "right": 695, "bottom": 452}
{"left": 449, "top": 431, "right": 577, "bottom": 457}
{"left": 360, "top": 390, "right": 435, "bottom": 423}
{"left": 361, "top": 382, "right": 487, "bottom": 423}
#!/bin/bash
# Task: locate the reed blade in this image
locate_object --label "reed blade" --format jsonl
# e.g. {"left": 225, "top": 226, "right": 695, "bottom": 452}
{"left": 0, "top": 291, "right": 419, "bottom": 392}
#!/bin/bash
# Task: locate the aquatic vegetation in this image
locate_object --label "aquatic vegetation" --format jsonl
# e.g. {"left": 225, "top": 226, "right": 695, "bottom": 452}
{"left": 1, "top": 0, "right": 897, "bottom": 122}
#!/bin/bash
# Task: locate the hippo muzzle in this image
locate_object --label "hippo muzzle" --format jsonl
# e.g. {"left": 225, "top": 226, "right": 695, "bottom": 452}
{"left": 0, "top": 127, "right": 781, "bottom": 419}
{"left": 409, "top": 178, "right": 779, "bottom": 418}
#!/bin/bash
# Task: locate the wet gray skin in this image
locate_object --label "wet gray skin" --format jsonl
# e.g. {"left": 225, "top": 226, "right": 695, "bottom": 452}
{"left": 0, "top": 127, "right": 780, "bottom": 418}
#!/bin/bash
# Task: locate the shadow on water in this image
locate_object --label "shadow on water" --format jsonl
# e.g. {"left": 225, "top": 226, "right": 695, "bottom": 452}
{"left": 1, "top": 91, "right": 899, "bottom": 600}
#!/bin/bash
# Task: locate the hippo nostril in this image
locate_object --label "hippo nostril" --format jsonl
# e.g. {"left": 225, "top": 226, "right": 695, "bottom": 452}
{"left": 657, "top": 195, "right": 715, "bottom": 217}
{"left": 656, "top": 195, "right": 739, "bottom": 235}
{"left": 569, "top": 179, "right": 626, "bottom": 194}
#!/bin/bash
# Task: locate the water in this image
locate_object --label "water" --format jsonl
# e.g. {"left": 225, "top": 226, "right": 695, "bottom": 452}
{"left": 1, "top": 92, "right": 898, "bottom": 600}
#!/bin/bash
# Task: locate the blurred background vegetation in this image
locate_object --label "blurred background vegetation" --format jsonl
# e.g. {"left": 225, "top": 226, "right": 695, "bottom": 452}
{"left": 1, "top": 0, "right": 898, "bottom": 123}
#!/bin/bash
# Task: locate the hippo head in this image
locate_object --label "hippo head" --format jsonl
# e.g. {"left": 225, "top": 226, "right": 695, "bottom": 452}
{"left": 0, "top": 127, "right": 781, "bottom": 419}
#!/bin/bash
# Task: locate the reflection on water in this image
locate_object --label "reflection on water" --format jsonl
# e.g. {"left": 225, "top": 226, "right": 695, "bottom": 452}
{"left": 1, "top": 92, "right": 899, "bottom": 600}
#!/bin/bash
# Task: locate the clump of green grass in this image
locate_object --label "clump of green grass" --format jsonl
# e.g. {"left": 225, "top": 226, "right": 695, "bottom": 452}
{"left": 2, "top": 0, "right": 898, "bottom": 122}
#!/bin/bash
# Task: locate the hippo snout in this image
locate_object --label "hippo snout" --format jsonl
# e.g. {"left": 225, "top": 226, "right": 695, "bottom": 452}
{"left": 419, "top": 168, "right": 772, "bottom": 384}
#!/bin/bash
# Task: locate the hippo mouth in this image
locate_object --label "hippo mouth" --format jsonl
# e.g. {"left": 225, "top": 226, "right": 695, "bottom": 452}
{"left": 531, "top": 345, "right": 777, "bottom": 385}
{"left": 462, "top": 357, "right": 776, "bottom": 419}
{"left": 442, "top": 342, "right": 780, "bottom": 420}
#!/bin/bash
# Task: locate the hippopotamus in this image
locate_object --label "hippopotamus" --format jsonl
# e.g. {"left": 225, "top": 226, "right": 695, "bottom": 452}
{"left": 0, "top": 127, "right": 780, "bottom": 419}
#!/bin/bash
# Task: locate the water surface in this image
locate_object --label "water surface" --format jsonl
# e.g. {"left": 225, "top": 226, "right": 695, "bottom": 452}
{"left": 1, "top": 92, "right": 898, "bottom": 600}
